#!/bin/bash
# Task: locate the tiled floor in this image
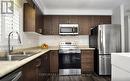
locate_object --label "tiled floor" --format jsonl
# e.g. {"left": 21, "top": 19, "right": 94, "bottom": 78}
{"left": 42, "top": 73, "right": 111, "bottom": 81}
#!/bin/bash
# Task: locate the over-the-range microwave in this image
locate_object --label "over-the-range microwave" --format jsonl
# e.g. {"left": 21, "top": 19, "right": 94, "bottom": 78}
{"left": 59, "top": 24, "right": 79, "bottom": 35}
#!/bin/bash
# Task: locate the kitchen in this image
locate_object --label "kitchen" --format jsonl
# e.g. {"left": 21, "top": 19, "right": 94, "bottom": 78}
{"left": 0, "top": 0, "right": 130, "bottom": 81}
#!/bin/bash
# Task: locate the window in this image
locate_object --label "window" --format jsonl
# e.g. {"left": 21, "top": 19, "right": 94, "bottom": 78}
{"left": 0, "top": 0, "right": 21, "bottom": 42}
{"left": 0, "top": 1, "right": 1, "bottom": 42}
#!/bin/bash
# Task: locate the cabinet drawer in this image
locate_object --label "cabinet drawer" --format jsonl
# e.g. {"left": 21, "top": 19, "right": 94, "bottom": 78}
{"left": 81, "top": 60, "right": 94, "bottom": 64}
{"left": 81, "top": 54, "right": 93, "bottom": 58}
{"left": 81, "top": 57, "right": 93, "bottom": 62}
{"left": 81, "top": 64, "right": 94, "bottom": 71}
{"left": 81, "top": 63, "right": 93, "bottom": 67}
{"left": 81, "top": 50, "right": 93, "bottom": 54}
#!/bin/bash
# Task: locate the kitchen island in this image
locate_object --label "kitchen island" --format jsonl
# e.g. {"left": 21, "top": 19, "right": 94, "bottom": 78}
{"left": 112, "top": 53, "right": 130, "bottom": 81}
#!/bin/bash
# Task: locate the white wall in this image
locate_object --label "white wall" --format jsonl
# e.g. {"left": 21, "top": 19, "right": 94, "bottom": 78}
{"left": 112, "top": 5, "right": 125, "bottom": 52}
{"left": 112, "top": 7, "right": 121, "bottom": 24}
{"left": 128, "top": 17, "right": 130, "bottom": 51}
{"left": 0, "top": 0, "right": 40, "bottom": 52}
{"left": 39, "top": 35, "right": 89, "bottom": 47}
{"left": 124, "top": 16, "right": 129, "bottom": 51}
{"left": 124, "top": 16, "right": 130, "bottom": 51}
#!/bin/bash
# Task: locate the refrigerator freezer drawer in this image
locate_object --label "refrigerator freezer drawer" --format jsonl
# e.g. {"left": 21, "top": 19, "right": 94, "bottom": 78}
{"left": 99, "top": 55, "right": 111, "bottom": 75}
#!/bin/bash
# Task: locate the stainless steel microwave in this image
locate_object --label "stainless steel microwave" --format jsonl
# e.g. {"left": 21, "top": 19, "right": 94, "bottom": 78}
{"left": 59, "top": 24, "right": 79, "bottom": 35}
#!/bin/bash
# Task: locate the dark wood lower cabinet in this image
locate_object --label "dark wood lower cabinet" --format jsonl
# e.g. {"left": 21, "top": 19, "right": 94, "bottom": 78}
{"left": 39, "top": 52, "right": 50, "bottom": 81}
{"left": 22, "top": 50, "right": 58, "bottom": 81}
{"left": 22, "top": 58, "right": 39, "bottom": 81}
{"left": 1, "top": 50, "right": 96, "bottom": 81}
{"left": 81, "top": 50, "right": 94, "bottom": 73}
{"left": 50, "top": 50, "right": 59, "bottom": 73}
{"left": 22, "top": 52, "right": 50, "bottom": 81}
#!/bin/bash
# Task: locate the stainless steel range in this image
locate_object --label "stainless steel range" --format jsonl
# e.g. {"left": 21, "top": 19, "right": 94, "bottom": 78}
{"left": 59, "top": 42, "right": 81, "bottom": 75}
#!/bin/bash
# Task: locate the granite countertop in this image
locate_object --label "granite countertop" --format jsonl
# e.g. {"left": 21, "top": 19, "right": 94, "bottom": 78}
{"left": 78, "top": 45, "right": 95, "bottom": 50}
{"left": 0, "top": 46, "right": 95, "bottom": 78}
{"left": 0, "top": 49, "right": 49, "bottom": 78}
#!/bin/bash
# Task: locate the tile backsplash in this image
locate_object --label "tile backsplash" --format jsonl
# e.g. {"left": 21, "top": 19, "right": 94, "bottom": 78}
{"left": 20, "top": 32, "right": 39, "bottom": 48}
{"left": 39, "top": 35, "right": 89, "bottom": 47}
{"left": 0, "top": 32, "right": 40, "bottom": 52}
{"left": 0, "top": 34, "right": 89, "bottom": 52}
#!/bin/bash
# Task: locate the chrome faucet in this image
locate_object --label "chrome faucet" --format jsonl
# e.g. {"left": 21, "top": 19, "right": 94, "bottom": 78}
{"left": 8, "top": 31, "right": 21, "bottom": 56}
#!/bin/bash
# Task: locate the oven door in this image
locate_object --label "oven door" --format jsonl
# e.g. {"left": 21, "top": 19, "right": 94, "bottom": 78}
{"left": 59, "top": 53, "right": 81, "bottom": 69}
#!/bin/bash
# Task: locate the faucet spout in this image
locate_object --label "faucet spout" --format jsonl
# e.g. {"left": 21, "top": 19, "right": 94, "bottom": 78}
{"left": 8, "top": 31, "right": 21, "bottom": 56}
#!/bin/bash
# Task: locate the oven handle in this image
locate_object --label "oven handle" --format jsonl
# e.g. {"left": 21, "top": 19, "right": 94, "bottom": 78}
{"left": 12, "top": 71, "right": 22, "bottom": 81}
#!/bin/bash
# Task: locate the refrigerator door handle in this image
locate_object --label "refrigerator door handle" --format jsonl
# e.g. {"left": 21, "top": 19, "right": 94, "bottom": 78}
{"left": 99, "top": 56, "right": 105, "bottom": 75}
{"left": 98, "top": 29, "right": 104, "bottom": 54}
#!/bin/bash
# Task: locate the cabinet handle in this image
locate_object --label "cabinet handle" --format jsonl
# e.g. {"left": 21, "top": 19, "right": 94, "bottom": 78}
{"left": 44, "top": 55, "right": 48, "bottom": 60}
{"left": 38, "top": 28, "right": 42, "bottom": 33}
{"left": 36, "top": 59, "right": 41, "bottom": 67}
{"left": 11, "top": 71, "right": 22, "bottom": 81}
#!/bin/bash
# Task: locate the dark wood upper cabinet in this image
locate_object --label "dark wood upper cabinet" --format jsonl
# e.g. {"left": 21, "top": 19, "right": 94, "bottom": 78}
{"left": 91, "top": 16, "right": 111, "bottom": 28}
{"left": 52, "top": 16, "right": 59, "bottom": 35}
{"left": 69, "top": 16, "right": 79, "bottom": 24}
{"left": 23, "top": 3, "right": 43, "bottom": 34}
{"left": 59, "top": 16, "right": 69, "bottom": 24}
{"left": 79, "top": 16, "right": 92, "bottom": 35}
{"left": 23, "top": 3, "right": 35, "bottom": 32}
{"left": 35, "top": 5, "right": 43, "bottom": 33}
{"left": 100, "top": 16, "right": 111, "bottom": 24}
{"left": 43, "top": 16, "right": 52, "bottom": 35}
{"left": 59, "top": 16, "right": 79, "bottom": 24}
{"left": 23, "top": 2, "right": 111, "bottom": 35}
{"left": 42, "top": 15, "right": 111, "bottom": 35}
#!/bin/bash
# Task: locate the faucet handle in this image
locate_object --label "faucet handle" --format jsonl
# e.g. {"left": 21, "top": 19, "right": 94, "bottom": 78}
{"left": 10, "top": 46, "right": 13, "bottom": 52}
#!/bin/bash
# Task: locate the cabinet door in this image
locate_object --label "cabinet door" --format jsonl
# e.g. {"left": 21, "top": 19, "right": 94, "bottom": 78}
{"left": 39, "top": 52, "right": 50, "bottom": 81}
{"left": 52, "top": 16, "right": 59, "bottom": 35}
{"left": 23, "top": 3, "right": 36, "bottom": 32}
{"left": 43, "top": 16, "right": 52, "bottom": 35}
{"left": 69, "top": 16, "right": 79, "bottom": 24}
{"left": 81, "top": 50, "right": 94, "bottom": 73}
{"left": 50, "top": 50, "right": 59, "bottom": 73}
{"left": 91, "top": 16, "right": 101, "bottom": 28}
{"left": 59, "top": 16, "right": 69, "bottom": 24}
{"left": 22, "top": 60, "right": 37, "bottom": 81}
{"left": 35, "top": 5, "right": 43, "bottom": 34}
{"left": 42, "top": 53, "right": 50, "bottom": 73}
{"left": 91, "top": 16, "right": 111, "bottom": 28}
{"left": 100, "top": 16, "right": 111, "bottom": 24}
{"left": 79, "top": 16, "right": 92, "bottom": 35}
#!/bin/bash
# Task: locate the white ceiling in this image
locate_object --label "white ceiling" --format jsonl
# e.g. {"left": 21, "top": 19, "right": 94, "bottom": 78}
{"left": 34, "top": 0, "right": 130, "bottom": 15}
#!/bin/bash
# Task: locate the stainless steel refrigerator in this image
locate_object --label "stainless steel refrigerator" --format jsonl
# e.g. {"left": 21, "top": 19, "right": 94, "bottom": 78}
{"left": 89, "top": 24, "right": 121, "bottom": 75}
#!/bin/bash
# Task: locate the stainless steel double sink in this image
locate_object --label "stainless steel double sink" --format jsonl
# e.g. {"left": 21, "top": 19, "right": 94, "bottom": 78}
{"left": 0, "top": 51, "right": 40, "bottom": 61}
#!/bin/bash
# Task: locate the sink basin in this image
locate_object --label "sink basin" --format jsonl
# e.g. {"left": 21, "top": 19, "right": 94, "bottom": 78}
{"left": 0, "top": 51, "right": 41, "bottom": 61}
{"left": 0, "top": 55, "right": 32, "bottom": 61}
{"left": 12, "top": 51, "right": 41, "bottom": 56}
